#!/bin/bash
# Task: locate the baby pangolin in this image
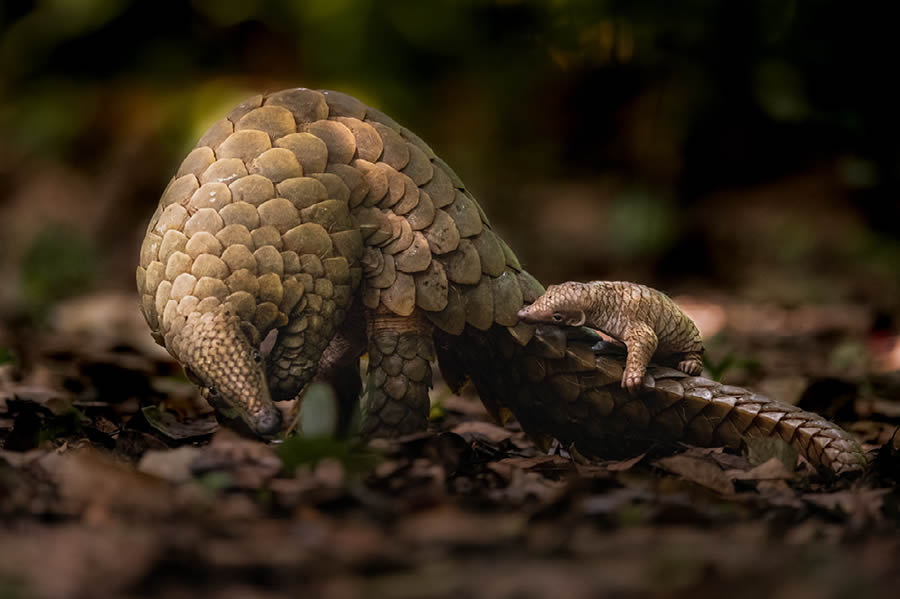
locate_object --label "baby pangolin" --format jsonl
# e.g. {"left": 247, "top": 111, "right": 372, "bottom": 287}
{"left": 517, "top": 281, "right": 704, "bottom": 394}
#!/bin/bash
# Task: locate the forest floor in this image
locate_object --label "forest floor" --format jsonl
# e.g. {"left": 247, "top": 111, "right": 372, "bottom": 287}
{"left": 2, "top": 290, "right": 900, "bottom": 599}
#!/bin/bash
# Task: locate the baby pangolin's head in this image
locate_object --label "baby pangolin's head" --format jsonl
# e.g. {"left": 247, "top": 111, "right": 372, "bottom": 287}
{"left": 517, "top": 281, "right": 588, "bottom": 327}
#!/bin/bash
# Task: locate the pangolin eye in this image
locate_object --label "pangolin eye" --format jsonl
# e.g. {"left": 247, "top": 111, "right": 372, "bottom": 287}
{"left": 252, "top": 350, "right": 261, "bottom": 363}
{"left": 552, "top": 313, "right": 563, "bottom": 322}
{"left": 207, "top": 386, "right": 217, "bottom": 397}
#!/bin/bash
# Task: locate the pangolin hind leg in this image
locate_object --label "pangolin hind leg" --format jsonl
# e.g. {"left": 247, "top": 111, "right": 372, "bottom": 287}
{"left": 361, "top": 307, "right": 435, "bottom": 438}
{"left": 677, "top": 351, "right": 703, "bottom": 376}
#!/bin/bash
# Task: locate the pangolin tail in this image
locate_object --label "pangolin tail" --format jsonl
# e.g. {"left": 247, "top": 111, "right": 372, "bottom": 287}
{"left": 436, "top": 325, "right": 867, "bottom": 476}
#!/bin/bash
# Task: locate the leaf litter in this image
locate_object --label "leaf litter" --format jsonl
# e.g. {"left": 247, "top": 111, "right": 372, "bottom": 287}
{"left": 0, "top": 292, "right": 899, "bottom": 599}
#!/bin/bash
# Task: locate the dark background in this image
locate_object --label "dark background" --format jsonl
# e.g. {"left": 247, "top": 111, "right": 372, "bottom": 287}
{"left": 3, "top": 5, "right": 900, "bottom": 597}
{"left": 1, "top": 0, "right": 898, "bottom": 324}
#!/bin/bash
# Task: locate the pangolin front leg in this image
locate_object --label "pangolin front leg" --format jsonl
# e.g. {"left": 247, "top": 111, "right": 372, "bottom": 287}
{"left": 266, "top": 271, "right": 354, "bottom": 405}
{"left": 312, "top": 301, "right": 367, "bottom": 433}
{"left": 361, "top": 306, "right": 435, "bottom": 438}
{"left": 622, "top": 322, "right": 657, "bottom": 395}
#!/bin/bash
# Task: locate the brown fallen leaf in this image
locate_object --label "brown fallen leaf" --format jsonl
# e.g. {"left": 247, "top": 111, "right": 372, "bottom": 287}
{"left": 451, "top": 420, "right": 514, "bottom": 444}
{"left": 141, "top": 404, "right": 218, "bottom": 440}
{"left": 441, "top": 393, "right": 490, "bottom": 417}
{"left": 606, "top": 452, "right": 648, "bottom": 472}
{"left": 802, "top": 488, "right": 889, "bottom": 520}
{"left": 744, "top": 437, "right": 798, "bottom": 471}
{"left": 191, "top": 429, "right": 282, "bottom": 488}
{"left": 0, "top": 524, "right": 163, "bottom": 599}
{"left": 726, "top": 457, "right": 794, "bottom": 481}
{"left": 114, "top": 428, "right": 171, "bottom": 459}
{"left": 8, "top": 384, "right": 75, "bottom": 416}
{"left": 486, "top": 464, "right": 568, "bottom": 504}
{"left": 580, "top": 488, "right": 649, "bottom": 516}
{"left": 394, "top": 504, "right": 525, "bottom": 547}
{"left": 654, "top": 454, "right": 736, "bottom": 495}
{"left": 138, "top": 446, "right": 204, "bottom": 483}
{"left": 498, "top": 454, "right": 572, "bottom": 474}
{"left": 41, "top": 448, "right": 176, "bottom": 521}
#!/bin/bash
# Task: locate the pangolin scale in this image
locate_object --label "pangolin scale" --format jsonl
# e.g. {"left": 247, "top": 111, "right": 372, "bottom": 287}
{"left": 137, "top": 88, "right": 866, "bottom": 475}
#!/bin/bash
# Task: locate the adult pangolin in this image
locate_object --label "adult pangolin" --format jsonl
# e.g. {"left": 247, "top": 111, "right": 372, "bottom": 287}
{"left": 137, "top": 88, "right": 866, "bottom": 475}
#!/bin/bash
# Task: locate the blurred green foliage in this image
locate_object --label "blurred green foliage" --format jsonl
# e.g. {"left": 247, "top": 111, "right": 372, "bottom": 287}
{"left": 606, "top": 188, "right": 680, "bottom": 258}
{"left": 1, "top": 0, "right": 899, "bottom": 312}
{"left": 19, "top": 227, "right": 99, "bottom": 319}
{"left": 0, "top": 576, "right": 31, "bottom": 599}
{"left": 276, "top": 435, "right": 379, "bottom": 475}
{"left": 195, "top": 471, "right": 234, "bottom": 491}
{"left": 703, "top": 352, "right": 762, "bottom": 383}
{"left": 3, "top": 0, "right": 897, "bottom": 177}
{"left": 0, "top": 348, "right": 14, "bottom": 367}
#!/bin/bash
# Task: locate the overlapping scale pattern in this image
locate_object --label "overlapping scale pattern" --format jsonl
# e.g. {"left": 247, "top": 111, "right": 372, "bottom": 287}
{"left": 138, "top": 88, "right": 866, "bottom": 474}
{"left": 337, "top": 103, "right": 528, "bottom": 334}
{"left": 139, "top": 87, "right": 531, "bottom": 402}
{"left": 442, "top": 329, "right": 867, "bottom": 476}
{"left": 138, "top": 91, "right": 366, "bottom": 401}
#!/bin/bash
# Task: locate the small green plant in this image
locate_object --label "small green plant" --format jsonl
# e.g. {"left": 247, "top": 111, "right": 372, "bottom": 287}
{"left": 428, "top": 399, "right": 445, "bottom": 421}
{"left": 276, "top": 435, "right": 380, "bottom": 476}
{"left": 36, "top": 406, "right": 86, "bottom": 445}
{"left": 428, "top": 385, "right": 454, "bottom": 422}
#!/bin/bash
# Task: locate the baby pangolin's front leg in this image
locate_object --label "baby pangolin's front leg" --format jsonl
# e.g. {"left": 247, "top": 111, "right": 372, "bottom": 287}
{"left": 360, "top": 306, "right": 435, "bottom": 438}
{"left": 621, "top": 322, "right": 658, "bottom": 395}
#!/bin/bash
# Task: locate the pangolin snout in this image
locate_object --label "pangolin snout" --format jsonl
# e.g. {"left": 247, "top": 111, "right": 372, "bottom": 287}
{"left": 517, "top": 306, "right": 541, "bottom": 323}
{"left": 253, "top": 407, "right": 283, "bottom": 438}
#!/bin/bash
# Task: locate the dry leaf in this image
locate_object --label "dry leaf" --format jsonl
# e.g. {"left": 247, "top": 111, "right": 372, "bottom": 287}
{"left": 655, "top": 454, "right": 736, "bottom": 495}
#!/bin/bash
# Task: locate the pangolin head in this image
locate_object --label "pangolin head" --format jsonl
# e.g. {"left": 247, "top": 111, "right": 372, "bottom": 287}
{"left": 517, "top": 281, "right": 587, "bottom": 327}
{"left": 175, "top": 307, "right": 282, "bottom": 437}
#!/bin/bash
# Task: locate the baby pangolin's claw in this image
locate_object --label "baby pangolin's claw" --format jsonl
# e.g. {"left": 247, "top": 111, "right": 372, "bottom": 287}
{"left": 622, "top": 374, "right": 643, "bottom": 396}
{"left": 678, "top": 358, "right": 703, "bottom": 376}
